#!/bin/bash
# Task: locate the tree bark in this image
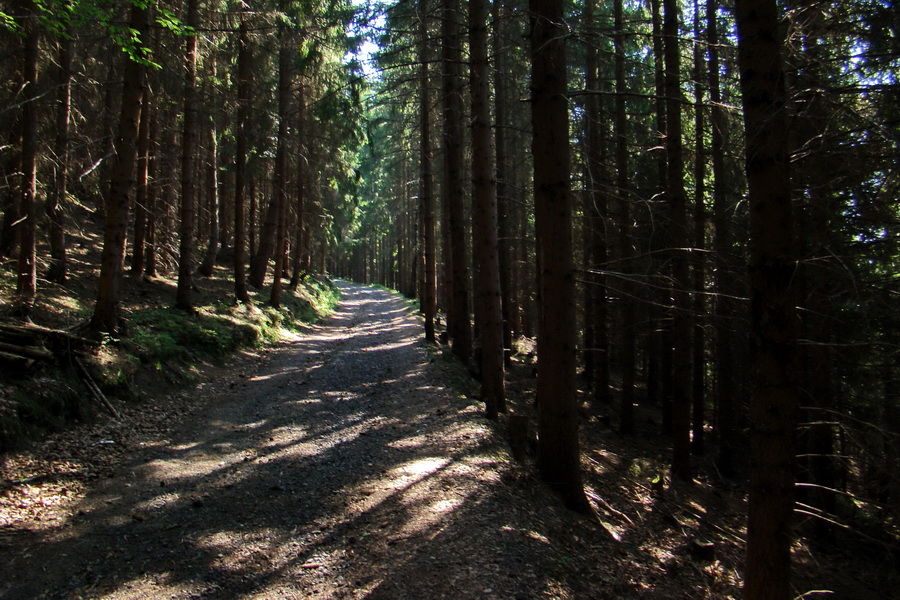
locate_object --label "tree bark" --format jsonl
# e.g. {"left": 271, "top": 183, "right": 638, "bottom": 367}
{"left": 707, "top": 0, "right": 737, "bottom": 478}
{"left": 492, "top": 0, "right": 514, "bottom": 364}
{"left": 691, "top": 0, "right": 707, "bottom": 456}
{"left": 614, "top": 0, "right": 636, "bottom": 434}
{"left": 648, "top": 0, "right": 673, "bottom": 421}
{"left": 233, "top": 6, "right": 252, "bottom": 304}
{"left": 199, "top": 56, "right": 220, "bottom": 277}
{"left": 144, "top": 108, "right": 160, "bottom": 278}
{"left": 734, "top": 0, "right": 799, "bottom": 598}
{"left": 290, "top": 80, "right": 309, "bottom": 289}
{"left": 176, "top": 0, "right": 201, "bottom": 311}
{"left": 530, "top": 0, "right": 590, "bottom": 514}
{"left": 441, "top": 0, "right": 472, "bottom": 362}
{"left": 46, "top": 33, "right": 72, "bottom": 284}
{"left": 91, "top": 4, "right": 150, "bottom": 333}
{"left": 790, "top": 0, "right": 838, "bottom": 536}
{"left": 418, "top": 0, "right": 437, "bottom": 343}
{"left": 131, "top": 86, "right": 152, "bottom": 278}
{"left": 584, "top": 0, "right": 610, "bottom": 408}
{"left": 15, "top": 0, "right": 39, "bottom": 315}
{"left": 269, "top": 20, "right": 292, "bottom": 309}
{"left": 470, "top": 0, "right": 505, "bottom": 418}
{"left": 663, "top": 0, "right": 693, "bottom": 482}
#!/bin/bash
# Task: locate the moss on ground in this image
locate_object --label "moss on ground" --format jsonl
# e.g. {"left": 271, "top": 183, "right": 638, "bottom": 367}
{"left": 0, "top": 268, "right": 341, "bottom": 452}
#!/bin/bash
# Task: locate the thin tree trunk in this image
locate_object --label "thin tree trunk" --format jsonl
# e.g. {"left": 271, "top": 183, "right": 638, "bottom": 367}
{"left": 663, "top": 0, "right": 693, "bottom": 482}
{"left": 290, "top": 80, "right": 308, "bottom": 289}
{"left": 615, "top": 0, "right": 636, "bottom": 434}
{"left": 269, "top": 21, "right": 291, "bottom": 308}
{"left": 131, "top": 86, "right": 152, "bottom": 277}
{"left": 470, "top": 0, "right": 505, "bottom": 418}
{"left": 531, "top": 0, "right": 590, "bottom": 514}
{"left": 15, "top": 0, "right": 39, "bottom": 315}
{"left": 419, "top": 0, "right": 437, "bottom": 342}
{"left": 441, "top": 0, "right": 472, "bottom": 362}
{"left": 649, "top": 0, "right": 673, "bottom": 421}
{"left": 691, "top": 0, "right": 707, "bottom": 456}
{"left": 708, "top": 0, "right": 737, "bottom": 478}
{"left": 492, "top": 0, "right": 514, "bottom": 364}
{"left": 734, "top": 0, "right": 799, "bottom": 597}
{"left": 791, "top": 0, "right": 837, "bottom": 536}
{"left": 46, "top": 33, "right": 72, "bottom": 284}
{"left": 176, "top": 0, "right": 200, "bottom": 311}
{"left": 198, "top": 115, "right": 220, "bottom": 277}
{"left": 0, "top": 113, "right": 21, "bottom": 259}
{"left": 90, "top": 4, "right": 150, "bottom": 333}
{"left": 585, "top": 0, "right": 610, "bottom": 407}
{"left": 199, "top": 57, "right": 220, "bottom": 277}
{"left": 233, "top": 7, "right": 252, "bottom": 304}
{"left": 144, "top": 109, "right": 160, "bottom": 278}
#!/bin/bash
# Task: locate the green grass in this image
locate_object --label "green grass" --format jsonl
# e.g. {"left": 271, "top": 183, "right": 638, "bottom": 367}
{"left": 0, "top": 274, "right": 341, "bottom": 451}
{"left": 123, "top": 276, "right": 340, "bottom": 367}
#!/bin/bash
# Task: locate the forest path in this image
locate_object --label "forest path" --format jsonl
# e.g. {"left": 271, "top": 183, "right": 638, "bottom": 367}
{"left": 1, "top": 282, "right": 608, "bottom": 600}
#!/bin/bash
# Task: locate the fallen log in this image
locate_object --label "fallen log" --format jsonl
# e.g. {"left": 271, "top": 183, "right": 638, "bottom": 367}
{"left": 0, "top": 350, "right": 35, "bottom": 369}
{"left": 0, "top": 323, "right": 97, "bottom": 353}
{"left": 0, "top": 341, "right": 55, "bottom": 362}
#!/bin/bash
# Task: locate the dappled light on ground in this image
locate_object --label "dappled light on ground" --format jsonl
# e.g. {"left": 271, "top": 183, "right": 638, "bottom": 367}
{"left": 4, "top": 282, "right": 607, "bottom": 599}
{"left": 1, "top": 281, "right": 773, "bottom": 599}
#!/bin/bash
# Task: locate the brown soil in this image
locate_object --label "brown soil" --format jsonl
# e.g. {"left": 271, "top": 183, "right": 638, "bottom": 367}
{"left": 0, "top": 282, "right": 894, "bottom": 599}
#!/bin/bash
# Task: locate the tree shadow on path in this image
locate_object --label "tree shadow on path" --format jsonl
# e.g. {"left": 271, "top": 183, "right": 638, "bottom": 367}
{"left": 1, "top": 282, "right": 630, "bottom": 600}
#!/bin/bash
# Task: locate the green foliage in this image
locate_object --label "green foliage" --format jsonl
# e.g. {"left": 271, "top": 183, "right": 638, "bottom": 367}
{"left": 7, "top": 0, "right": 190, "bottom": 68}
{"left": 126, "top": 308, "right": 257, "bottom": 363}
{"left": 124, "top": 277, "right": 339, "bottom": 366}
{"left": 0, "top": 9, "right": 18, "bottom": 31}
{"left": 0, "top": 278, "right": 339, "bottom": 451}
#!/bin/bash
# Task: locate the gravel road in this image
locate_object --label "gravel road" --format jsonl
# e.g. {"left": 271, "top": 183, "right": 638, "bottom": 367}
{"left": 1, "top": 281, "right": 608, "bottom": 600}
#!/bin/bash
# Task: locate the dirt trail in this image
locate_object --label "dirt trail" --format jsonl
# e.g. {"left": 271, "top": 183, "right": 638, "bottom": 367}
{"left": 1, "top": 282, "right": 609, "bottom": 600}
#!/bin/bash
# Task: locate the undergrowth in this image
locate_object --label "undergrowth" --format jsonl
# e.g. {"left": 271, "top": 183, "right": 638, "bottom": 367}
{"left": 0, "top": 271, "right": 340, "bottom": 451}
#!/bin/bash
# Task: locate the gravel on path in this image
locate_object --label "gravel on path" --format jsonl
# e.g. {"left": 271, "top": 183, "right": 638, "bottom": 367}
{"left": 1, "top": 282, "right": 610, "bottom": 600}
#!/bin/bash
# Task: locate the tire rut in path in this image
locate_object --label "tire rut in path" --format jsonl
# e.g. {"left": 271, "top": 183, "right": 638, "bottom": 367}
{"left": 3, "top": 282, "right": 606, "bottom": 600}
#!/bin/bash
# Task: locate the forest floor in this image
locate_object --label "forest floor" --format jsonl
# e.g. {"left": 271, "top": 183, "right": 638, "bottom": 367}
{"left": 0, "top": 281, "right": 895, "bottom": 599}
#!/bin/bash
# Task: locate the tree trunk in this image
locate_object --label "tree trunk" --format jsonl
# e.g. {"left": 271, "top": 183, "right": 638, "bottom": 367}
{"left": 790, "top": 0, "right": 838, "bottom": 536}
{"left": 585, "top": 0, "right": 610, "bottom": 407}
{"left": 290, "top": 80, "right": 309, "bottom": 289}
{"left": 734, "top": 0, "right": 799, "bottom": 598}
{"left": 530, "top": 0, "right": 590, "bottom": 514}
{"left": 419, "top": 0, "right": 437, "bottom": 343}
{"left": 15, "top": 0, "right": 39, "bottom": 315}
{"left": 175, "top": 0, "right": 200, "bottom": 311}
{"left": 663, "top": 0, "right": 692, "bottom": 482}
{"left": 707, "top": 0, "right": 737, "bottom": 478}
{"left": 233, "top": 7, "right": 252, "bottom": 304}
{"left": 690, "top": 0, "right": 707, "bottom": 456}
{"left": 470, "top": 0, "right": 505, "bottom": 418}
{"left": 649, "top": 0, "right": 673, "bottom": 424}
{"left": 131, "top": 86, "right": 152, "bottom": 278}
{"left": 90, "top": 4, "right": 150, "bottom": 333}
{"left": 46, "top": 33, "right": 72, "bottom": 284}
{"left": 492, "top": 0, "right": 514, "bottom": 364}
{"left": 441, "top": 0, "right": 472, "bottom": 362}
{"left": 199, "top": 57, "right": 220, "bottom": 277}
{"left": 269, "top": 23, "right": 292, "bottom": 309}
{"left": 614, "top": 0, "right": 636, "bottom": 434}
{"left": 249, "top": 27, "right": 287, "bottom": 296}
{"left": 144, "top": 108, "right": 160, "bottom": 278}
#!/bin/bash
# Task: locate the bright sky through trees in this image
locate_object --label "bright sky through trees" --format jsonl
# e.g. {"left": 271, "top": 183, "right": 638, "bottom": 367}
{"left": 347, "top": 0, "right": 384, "bottom": 78}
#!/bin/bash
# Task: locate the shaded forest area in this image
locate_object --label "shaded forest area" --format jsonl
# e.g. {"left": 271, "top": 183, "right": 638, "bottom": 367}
{"left": 0, "top": 0, "right": 898, "bottom": 597}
